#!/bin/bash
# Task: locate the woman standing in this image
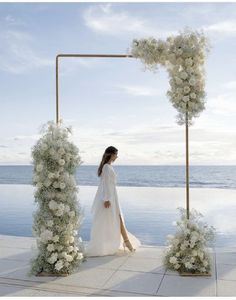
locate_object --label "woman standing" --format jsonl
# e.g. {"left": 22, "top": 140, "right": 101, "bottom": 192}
{"left": 86, "top": 146, "right": 141, "bottom": 256}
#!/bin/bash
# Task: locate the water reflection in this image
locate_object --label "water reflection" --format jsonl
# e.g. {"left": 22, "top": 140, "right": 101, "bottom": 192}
{"left": 0, "top": 184, "right": 236, "bottom": 247}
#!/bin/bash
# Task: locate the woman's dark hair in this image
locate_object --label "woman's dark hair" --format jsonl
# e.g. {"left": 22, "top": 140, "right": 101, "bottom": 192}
{"left": 97, "top": 146, "right": 118, "bottom": 177}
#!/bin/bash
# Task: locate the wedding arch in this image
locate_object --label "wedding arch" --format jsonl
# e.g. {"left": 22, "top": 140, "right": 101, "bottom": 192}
{"left": 31, "top": 28, "right": 215, "bottom": 277}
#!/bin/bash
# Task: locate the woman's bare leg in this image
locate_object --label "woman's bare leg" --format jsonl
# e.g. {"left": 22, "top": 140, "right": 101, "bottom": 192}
{"left": 119, "top": 214, "right": 128, "bottom": 241}
{"left": 119, "top": 214, "right": 135, "bottom": 251}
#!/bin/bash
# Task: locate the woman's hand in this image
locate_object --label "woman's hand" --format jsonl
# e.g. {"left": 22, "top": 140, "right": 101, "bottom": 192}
{"left": 104, "top": 200, "right": 111, "bottom": 208}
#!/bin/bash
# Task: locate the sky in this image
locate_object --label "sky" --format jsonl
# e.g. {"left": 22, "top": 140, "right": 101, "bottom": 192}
{"left": 0, "top": 1, "right": 236, "bottom": 165}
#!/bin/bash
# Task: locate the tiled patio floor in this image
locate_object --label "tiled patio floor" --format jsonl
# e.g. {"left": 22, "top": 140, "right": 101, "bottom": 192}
{"left": 1, "top": 234, "right": 236, "bottom": 297}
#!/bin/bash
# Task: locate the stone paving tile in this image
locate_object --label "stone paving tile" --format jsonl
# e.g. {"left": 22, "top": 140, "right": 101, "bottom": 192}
{"left": 216, "top": 252, "right": 236, "bottom": 265}
{"left": 0, "top": 259, "right": 29, "bottom": 276}
{"left": 102, "top": 270, "right": 163, "bottom": 295}
{"left": 81, "top": 254, "right": 129, "bottom": 270}
{"left": 119, "top": 256, "right": 166, "bottom": 274}
{"left": 1, "top": 235, "right": 236, "bottom": 297}
{"left": 157, "top": 274, "right": 216, "bottom": 296}
{"left": 216, "top": 263, "right": 236, "bottom": 281}
{"left": 217, "top": 279, "right": 236, "bottom": 296}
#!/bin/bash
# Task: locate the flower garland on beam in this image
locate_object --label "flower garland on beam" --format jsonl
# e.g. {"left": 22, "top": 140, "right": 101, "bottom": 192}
{"left": 130, "top": 27, "right": 210, "bottom": 125}
{"left": 29, "top": 121, "right": 85, "bottom": 276}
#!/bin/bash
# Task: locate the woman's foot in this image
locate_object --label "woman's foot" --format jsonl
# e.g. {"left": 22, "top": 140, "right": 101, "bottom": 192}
{"left": 123, "top": 239, "right": 136, "bottom": 252}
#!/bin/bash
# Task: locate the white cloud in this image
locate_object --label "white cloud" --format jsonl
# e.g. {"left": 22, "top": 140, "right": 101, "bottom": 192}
{"left": 203, "top": 20, "right": 236, "bottom": 36}
{"left": 206, "top": 92, "right": 236, "bottom": 116}
{"left": 0, "top": 29, "right": 53, "bottom": 74}
{"left": 4, "top": 14, "right": 26, "bottom": 27}
{"left": 222, "top": 81, "right": 236, "bottom": 90}
{"left": 83, "top": 3, "right": 177, "bottom": 38}
{"left": 110, "top": 84, "right": 163, "bottom": 97}
{"left": 59, "top": 58, "right": 103, "bottom": 76}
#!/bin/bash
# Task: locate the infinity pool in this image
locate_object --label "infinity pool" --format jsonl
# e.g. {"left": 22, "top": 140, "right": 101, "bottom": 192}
{"left": 0, "top": 184, "right": 236, "bottom": 247}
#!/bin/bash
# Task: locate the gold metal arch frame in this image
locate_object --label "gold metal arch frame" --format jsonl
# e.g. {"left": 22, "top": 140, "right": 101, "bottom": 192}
{"left": 55, "top": 53, "right": 190, "bottom": 219}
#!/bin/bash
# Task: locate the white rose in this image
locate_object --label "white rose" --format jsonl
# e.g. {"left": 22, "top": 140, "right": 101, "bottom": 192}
{"left": 203, "top": 260, "right": 208, "bottom": 267}
{"left": 44, "top": 180, "right": 52, "bottom": 188}
{"left": 65, "top": 254, "right": 73, "bottom": 262}
{"left": 58, "top": 203, "right": 65, "bottom": 211}
{"left": 69, "top": 236, "right": 74, "bottom": 243}
{"left": 183, "top": 86, "right": 191, "bottom": 94}
{"left": 175, "top": 77, "right": 183, "bottom": 85}
{"left": 189, "top": 77, "right": 196, "bottom": 86}
{"left": 174, "top": 263, "right": 180, "bottom": 269}
{"left": 41, "top": 143, "right": 48, "bottom": 151}
{"left": 40, "top": 230, "right": 53, "bottom": 243}
{"left": 58, "top": 147, "right": 65, "bottom": 155}
{"left": 48, "top": 172, "right": 54, "bottom": 179}
{"left": 55, "top": 260, "right": 64, "bottom": 271}
{"left": 36, "top": 182, "right": 43, "bottom": 188}
{"left": 69, "top": 211, "right": 75, "bottom": 218}
{"left": 47, "top": 220, "right": 54, "bottom": 227}
{"left": 68, "top": 245, "right": 74, "bottom": 252}
{"left": 49, "top": 200, "right": 58, "bottom": 210}
{"left": 53, "top": 235, "right": 59, "bottom": 243}
{"left": 77, "top": 252, "right": 83, "bottom": 260}
{"left": 47, "top": 252, "right": 58, "bottom": 264}
{"left": 55, "top": 209, "right": 64, "bottom": 217}
{"left": 36, "top": 164, "right": 43, "bottom": 172}
{"left": 180, "top": 71, "right": 188, "bottom": 80}
{"left": 169, "top": 256, "right": 178, "bottom": 264}
{"left": 60, "top": 182, "right": 66, "bottom": 189}
{"left": 47, "top": 243, "right": 55, "bottom": 252}
{"left": 183, "top": 95, "right": 190, "bottom": 102}
{"left": 53, "top": 181, "right": 59, "bottom": 189}
{"left": 185, "top": 262, "right": 193, "bottom": 269}
{"left": 64, "top": 205, "right": 70, "bottom": 213}
{"left": 49, "top": 148, "right": 56, "bottom": 156}
{"left": 59, "top": 159, "right": 65, "bottom": 166}
{"left": 190, "top": 95, "right": 197, "bottom": 102}
{"left": 185, "top": 58, "right": 193, "bottom": 66}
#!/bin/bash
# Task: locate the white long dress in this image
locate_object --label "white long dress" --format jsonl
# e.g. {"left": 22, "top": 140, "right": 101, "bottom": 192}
{"left": 85, "top": 163, "right": 141, "bottom": 256}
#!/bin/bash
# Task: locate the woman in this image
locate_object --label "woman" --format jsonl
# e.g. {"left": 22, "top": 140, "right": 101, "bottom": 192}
{"left": 85, "top": 146, "right": 141, "bottom": 257}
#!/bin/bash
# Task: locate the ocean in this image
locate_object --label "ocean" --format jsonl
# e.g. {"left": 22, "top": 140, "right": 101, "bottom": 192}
{"left": 0, "top": 165, "right": 236, "bottom": 189}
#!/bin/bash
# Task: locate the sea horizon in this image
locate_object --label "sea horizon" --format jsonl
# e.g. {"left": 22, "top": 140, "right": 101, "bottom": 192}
{"left": 0, "top": 165, "right": 236, "bottom": 189}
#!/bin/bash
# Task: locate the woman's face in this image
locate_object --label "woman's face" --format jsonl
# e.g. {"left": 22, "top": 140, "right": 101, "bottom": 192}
{"left": 111, "top": 152, "right": 118, "bottom": 162}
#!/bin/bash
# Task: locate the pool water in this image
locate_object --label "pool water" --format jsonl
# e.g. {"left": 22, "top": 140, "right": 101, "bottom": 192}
{"left": 0, "top": 184, "right": 236, "bottom": 247}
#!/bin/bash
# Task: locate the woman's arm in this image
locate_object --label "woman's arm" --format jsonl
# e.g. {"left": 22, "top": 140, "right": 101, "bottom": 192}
{"left": 102, "top": 164, "right": 112, "bottom": 208}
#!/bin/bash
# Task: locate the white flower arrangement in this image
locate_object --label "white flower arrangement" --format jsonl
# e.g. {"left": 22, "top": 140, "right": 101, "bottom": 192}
{"left": 164, "top": 208, "right": 215, "bottom": 274}
{"left": 129, "top": 27, "right": 211, "bottom": 125}
{"left": 29, "top": 120, "right": 85, "bottom": 276}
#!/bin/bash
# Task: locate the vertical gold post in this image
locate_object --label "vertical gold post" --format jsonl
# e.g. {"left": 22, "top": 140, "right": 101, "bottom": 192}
{"left": 185, "top": 111, "right": 190, "bottom": 219}
{"left": 56, "top": 55, "right": 59, "bottom": 125}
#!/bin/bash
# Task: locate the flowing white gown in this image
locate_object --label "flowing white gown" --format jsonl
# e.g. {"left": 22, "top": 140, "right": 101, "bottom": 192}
{"left": 85, "top": 163, "right": 141, "bottom": 256}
